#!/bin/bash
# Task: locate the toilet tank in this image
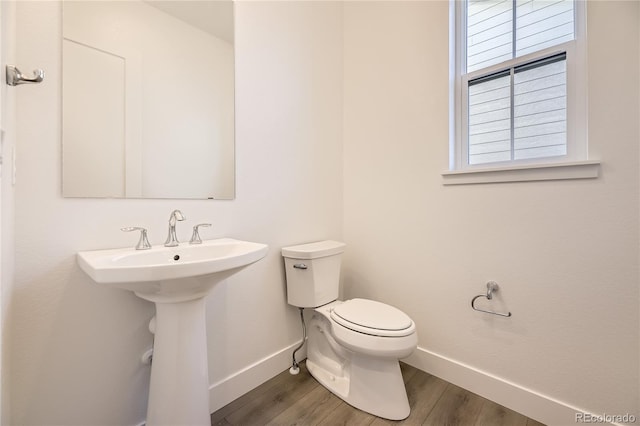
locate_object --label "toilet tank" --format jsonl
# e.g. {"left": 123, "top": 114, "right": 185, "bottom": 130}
{"left": 281, "top": 240, "right": 346, "bottom": 308}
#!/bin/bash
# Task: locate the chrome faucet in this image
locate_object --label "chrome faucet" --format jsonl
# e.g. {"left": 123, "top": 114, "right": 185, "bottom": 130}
{"left": 164, "top": 210, "right": 186, "bottom": 247}
{"left": 190, "top": 223, "right": 211, "bottom": 244}
{"left": 121, "top": 227, "right": 152, "bottom": 250}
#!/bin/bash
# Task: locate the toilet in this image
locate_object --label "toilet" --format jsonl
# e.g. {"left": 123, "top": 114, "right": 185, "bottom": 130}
{"left": 281, "top": 240, "right": 417, "bottom": 420}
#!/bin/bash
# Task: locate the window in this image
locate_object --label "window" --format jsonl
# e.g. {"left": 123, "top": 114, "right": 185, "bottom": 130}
{"left": 451, "top": 0, "right": 587, "bottom": 172}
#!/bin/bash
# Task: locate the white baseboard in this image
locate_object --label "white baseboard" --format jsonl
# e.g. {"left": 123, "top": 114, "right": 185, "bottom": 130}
{"left": 404, "top": 346, "right": 618, "bottom": 426}
{"left": 204, "top": 342, "right": 624, "bottom": 426}
{"left": 208, "top": 341, "right": 305, "bottom": 414}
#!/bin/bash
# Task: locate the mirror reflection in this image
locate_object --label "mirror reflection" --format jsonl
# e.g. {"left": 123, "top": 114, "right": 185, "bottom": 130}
{"left": 62, "top": 0, "right": 235, "bottom": 199}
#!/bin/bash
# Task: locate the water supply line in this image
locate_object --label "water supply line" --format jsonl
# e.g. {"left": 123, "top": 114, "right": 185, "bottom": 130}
{"left": 289, "top": 307, "right": 306, "bottom": 375}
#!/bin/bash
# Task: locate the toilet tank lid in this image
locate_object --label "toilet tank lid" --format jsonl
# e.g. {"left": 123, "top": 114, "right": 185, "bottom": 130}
{"left": 281, "top": 240, "right": 346, "bottom": 259}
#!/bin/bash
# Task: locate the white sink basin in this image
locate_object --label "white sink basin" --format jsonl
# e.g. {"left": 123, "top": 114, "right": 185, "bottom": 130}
{"left": 77, "top": 237, "right": 268, "bottom": 297}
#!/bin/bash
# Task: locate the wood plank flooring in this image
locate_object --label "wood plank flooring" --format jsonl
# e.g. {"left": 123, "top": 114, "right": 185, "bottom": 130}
{"left": 211, "top": 361, "right": 546, "bottom": 426}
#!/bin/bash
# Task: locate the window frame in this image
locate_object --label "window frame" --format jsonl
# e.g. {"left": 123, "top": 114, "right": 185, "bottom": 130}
{"left": 451, "top": 0, "right": 588, "bottom": 172}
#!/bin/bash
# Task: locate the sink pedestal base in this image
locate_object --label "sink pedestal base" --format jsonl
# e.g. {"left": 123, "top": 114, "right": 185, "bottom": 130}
{"left": 143, "top": 294, "right": 210, "bottom": 426}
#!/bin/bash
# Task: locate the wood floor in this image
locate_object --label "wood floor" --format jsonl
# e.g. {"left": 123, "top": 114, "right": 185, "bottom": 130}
{"left": 211, "top": 361, "right": 546, "bottom": 426}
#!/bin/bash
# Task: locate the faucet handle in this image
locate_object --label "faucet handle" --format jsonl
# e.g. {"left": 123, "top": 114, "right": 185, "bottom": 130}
{"left": 190, "top": 223, "right": 211, "bottom": 245}
{"left": 121, "top": 227, "right": 152, "bottom": 250}
{"left": 169, "top": 209, "right": 186, "bottom": 223}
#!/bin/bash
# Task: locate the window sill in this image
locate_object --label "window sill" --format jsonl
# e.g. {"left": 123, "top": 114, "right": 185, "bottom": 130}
{"left": 441, "top": 160, "right": 600, "bottom": 185}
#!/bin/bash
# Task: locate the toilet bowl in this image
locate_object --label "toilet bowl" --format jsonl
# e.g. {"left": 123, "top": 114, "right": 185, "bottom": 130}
{"left": 327, "top": 298, "right": 417, "bottom": 357}
{"left": 281, "top": 241, "right": 417, "bottom": 420}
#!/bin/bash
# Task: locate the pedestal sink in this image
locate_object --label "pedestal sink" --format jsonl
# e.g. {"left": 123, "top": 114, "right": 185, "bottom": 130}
{"left": 77, "top": 238, "right": 268, "bottom": 426}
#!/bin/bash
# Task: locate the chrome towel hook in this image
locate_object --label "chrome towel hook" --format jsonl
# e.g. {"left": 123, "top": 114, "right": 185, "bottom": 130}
{"left": 6, "top": 65, "right": 44, "bottom": 86}
{"left": 471, "top": 281, "right": 512, "bottom": 317}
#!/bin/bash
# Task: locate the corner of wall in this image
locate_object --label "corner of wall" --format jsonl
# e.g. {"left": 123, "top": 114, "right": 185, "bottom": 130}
{"left": 1, "top": 0, "right": 17, "bottom": 423}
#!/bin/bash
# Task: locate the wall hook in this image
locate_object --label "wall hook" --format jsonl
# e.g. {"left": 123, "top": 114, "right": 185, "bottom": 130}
{"left": 471, "top": 281, "right": 512, "bottom": 317}
{"left": 6, "top": 65, "right": 44, "bottom": 86}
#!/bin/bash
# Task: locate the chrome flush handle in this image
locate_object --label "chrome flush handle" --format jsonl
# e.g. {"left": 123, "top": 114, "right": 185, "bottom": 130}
{"left": 121, "top": 227, "right": 152, "bottom": 250}
{"left": 189, "top": 223, "right": 211, "bottom": 244}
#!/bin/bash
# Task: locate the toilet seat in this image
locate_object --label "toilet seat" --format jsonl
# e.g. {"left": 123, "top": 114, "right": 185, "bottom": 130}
{"left": 330, "top": 298, "right": 415, "bottom": 337}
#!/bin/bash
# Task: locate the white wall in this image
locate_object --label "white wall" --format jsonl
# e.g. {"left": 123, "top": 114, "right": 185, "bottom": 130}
{"left": 1, "top": 1, "right": 17, "bottom": 423}
{"left": 343, "top": 1, "right": 639, "bottom": 424}
{"left": 10, "top": 1, "right": 342, "bottom": 425}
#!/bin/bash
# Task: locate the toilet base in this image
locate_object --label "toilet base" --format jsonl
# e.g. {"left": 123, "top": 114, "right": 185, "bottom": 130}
{"left": 307, "top": 354, "right": 410, "bottom": 420}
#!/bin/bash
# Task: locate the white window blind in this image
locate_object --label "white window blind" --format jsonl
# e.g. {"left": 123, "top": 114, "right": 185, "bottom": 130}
{"left": 467, "top": 0, "right": 574, "bottom": 72}
{"left": 468, "top": 53, "right": 567, "bottom": 165}
{"left": 467, "top": 0, "right": 513, "bottom": 73}
{"left": 468, "top": 71, "right": 511, "bottom": 164}
{"left": 513, "top": 54, "right": 567, "bottom": 160}
{"left": 516, "top": 0, "right": 574, "bottom": 57}
{"left": 461, "top": 0, "right": 577, "bottom": 167}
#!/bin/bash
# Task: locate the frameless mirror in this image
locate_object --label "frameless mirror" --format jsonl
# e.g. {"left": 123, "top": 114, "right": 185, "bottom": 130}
{"left": 62, "top": 0, "right": 235, "bottom": 199}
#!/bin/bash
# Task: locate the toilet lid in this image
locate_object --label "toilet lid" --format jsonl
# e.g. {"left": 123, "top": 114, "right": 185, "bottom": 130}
{"left": 330, "top": 298, "right": 415, "bottom": 337}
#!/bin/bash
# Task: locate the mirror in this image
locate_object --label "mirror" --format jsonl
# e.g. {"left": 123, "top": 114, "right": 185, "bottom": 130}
{"left": 62, "top": 0, "right": 235, "bottom": 199}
